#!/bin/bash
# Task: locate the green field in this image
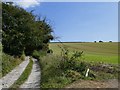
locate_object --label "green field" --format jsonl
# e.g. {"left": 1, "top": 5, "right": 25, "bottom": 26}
{"left": 49, "top": 42, "right": 118, "bottom": 64}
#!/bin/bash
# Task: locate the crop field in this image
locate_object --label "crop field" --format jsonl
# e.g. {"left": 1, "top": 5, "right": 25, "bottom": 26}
{"left": 49, "top": 42, "right": 118, "bottom": 64}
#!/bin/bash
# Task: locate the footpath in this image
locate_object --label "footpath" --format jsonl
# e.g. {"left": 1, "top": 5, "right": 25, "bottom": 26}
{"left": 20, "top": 58, "right": 41, "bottom": 88}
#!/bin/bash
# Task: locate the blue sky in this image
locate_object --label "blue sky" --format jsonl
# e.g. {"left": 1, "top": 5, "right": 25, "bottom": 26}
{"left": 25, "top": 2, "right": 118, "bottom": 42}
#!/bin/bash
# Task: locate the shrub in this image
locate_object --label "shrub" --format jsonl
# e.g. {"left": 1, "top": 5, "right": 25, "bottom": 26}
{"left": 99, "top": 40, "right": 103, "bottom": 43}
{"left": 47, "top": 49, "right": 53, "bottom": 54}
{"left": 65, "top": 70, "right": 81, "bottom": 81}
{"left": 32, "top": 50, "right": 40, "bottom": 59}
{"left": 59, "top": 58, "right": 76, "bottom": 70}
{"left": 70, "top": 51, "right": 83, "bottom": 60}
{"left": 59, "top": 47, "right": 85, "bottom": 72}
{"left": 32, "top": 50, "right": 46, "bottom": 59}
{"left": 75, "top": 61, "right": 88, "bottom": 74}
{"left": 20, "top": 51, "right": 25, "bottom": 61}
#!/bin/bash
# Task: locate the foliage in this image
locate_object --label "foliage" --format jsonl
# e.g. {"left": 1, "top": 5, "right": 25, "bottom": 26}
{"left": 39, "top": 52, "right": 119, "bottom": 88}
{"left": 65, "top": 70, "right": 81, "bottom": 82}
{"left": 38, "top": 42, "right": 119, "bottom": 88}
{"left": 39, "top": 43, "right": 87, "bottom": 88}
{"left": 58, "top": 43, "right": 86, "bottom": 72}
{"left": 2, "top": 2, "right": 53, "bottom": 56}
{"left": 2, "top": 53, "right": 23, "bottom": 77}
{"left": 47, "top": 49, "right": 53, "bottom": 53}
{"left": 32, "top": 50, "right": 46, "bottom": 59}
{"left": 39, "top": 54, "right": 72, "bottom": 88}
{"left": 20, "top": 51, "right": 25, "bottom": 61}
{"left": 99, "top": 40, "right": 103, "bottom": 43}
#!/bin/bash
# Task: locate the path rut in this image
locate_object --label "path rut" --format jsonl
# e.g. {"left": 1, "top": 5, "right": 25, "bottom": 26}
{"left": 0, "top": 56, "right": 30, "bottom": 89}
{"left": 20, "top": 58, "right": 41, "bottom": 88}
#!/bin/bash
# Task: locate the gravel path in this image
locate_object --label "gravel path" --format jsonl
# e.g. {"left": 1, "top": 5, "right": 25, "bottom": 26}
{"left": 20, "top": 58, "right": 41, "bottom": 88}
{"left": 0, "top": 57, "right": 30, "bottom": 89}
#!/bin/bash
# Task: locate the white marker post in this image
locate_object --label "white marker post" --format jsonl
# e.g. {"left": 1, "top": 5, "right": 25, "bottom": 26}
{"left": 85, "top": 68, "right": 90, "bottom": 77}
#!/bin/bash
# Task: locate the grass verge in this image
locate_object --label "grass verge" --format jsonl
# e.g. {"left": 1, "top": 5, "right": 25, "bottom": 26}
{"left": 10, "top": 57, "right": 33, "bottom": 89}
{"left": 39, "top": 54, "right": 72, "bottom": 88}
{"left": 32, "top": 47, "right": 119, "bottom": 88}
{"left": 39, "top": 54, "right": 119, "bottom": 88}
{"left": 1, "top": 53, "right": 23, "bottom": 78}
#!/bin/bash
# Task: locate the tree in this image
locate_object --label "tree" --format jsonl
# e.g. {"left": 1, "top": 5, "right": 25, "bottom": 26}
{"left": 94, "top": 41, "right": 96, "bottom": 43}
{"left": 99, "top": 40, "right": 103, "bottom": 43}
{"left": 2, "top": 2, "right": 53, "bottom": 56}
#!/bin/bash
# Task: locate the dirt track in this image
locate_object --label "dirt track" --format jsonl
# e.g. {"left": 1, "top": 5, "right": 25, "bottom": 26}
{"left": 0, "top": 57, "right": 29, "bottom": 89}
{"left": 66, "top": 79, "right": 119, "bottom": 88}
{"left": 20, "top": 58, "right": 41, "bottom": 88}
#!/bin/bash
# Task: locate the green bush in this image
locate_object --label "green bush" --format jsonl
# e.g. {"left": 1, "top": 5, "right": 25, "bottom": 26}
{"left": 20, "top": 51, "right": 25, "bottom": 61}
{"left": 59, "top": 59, "right": 76, "bottom": 70}
{"left": 32, "top": 50, "right": 40, "bottom": 59}
{"left": 75, "top": 61, "right": 88, "bottom": 74}
{"left": 39, "top": 49, "right": 87, "bottom": 88}
{"left": 32, "top": 50, "right": 46, "bottom": 59}
{"left": 47, "top": 49, "right": 53, "bottom": 54}
{"left": 58, "top": 47, "right": 87, "bottom": 75}
{"left": 65, "top": 70, "right": 81, "bottom": 81}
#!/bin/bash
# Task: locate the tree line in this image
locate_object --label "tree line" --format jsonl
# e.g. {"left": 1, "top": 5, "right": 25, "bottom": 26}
{"left": 2, "top": 2, "right": 53, "bottom": 56}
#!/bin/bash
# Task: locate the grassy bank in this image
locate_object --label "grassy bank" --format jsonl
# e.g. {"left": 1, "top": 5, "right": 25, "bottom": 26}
{"left": 1, "top": 53, "right": 24, "bottom": 78}
{"left": 38, "top": 42, "right": 118, "bottom": 88}
{"left": 39, "top": 54, "right": 71, "bottom": 88}
{"left": 30, "top": 42, "right": 119, "bottom": 88}
{"left": 10, "top": 57, "right": 33, "bottom": 88}
{"left": 0, "top": 43, "right": 25, "bottom": 78}
{"left": 39, "top": 54, "right": 119, "bottom": 88}
{"left": 34, "top": 45, "right": 119, "bottom": 88}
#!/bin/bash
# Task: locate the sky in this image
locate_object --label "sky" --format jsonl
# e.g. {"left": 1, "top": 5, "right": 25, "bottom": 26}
{"left": 3, "top": 0, "right": 118, "bottom": 42}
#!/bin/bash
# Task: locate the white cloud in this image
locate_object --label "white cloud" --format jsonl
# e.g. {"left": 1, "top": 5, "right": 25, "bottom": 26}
{"left": 15, "top": 0, "right": 41, "bottom": 8}
{"left": 2, "top": 0, "right": 42, "bottom": 8}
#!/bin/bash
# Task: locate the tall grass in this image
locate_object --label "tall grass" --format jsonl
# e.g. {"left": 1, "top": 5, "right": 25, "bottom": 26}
{"left": 2, "top": 53, "right": 23, "bottom": 77}
{"left": 39, "top": 54, "right": 119, "bottom": 88}
{"left": 1, "top": 43, "right": 25, "bottom": 78}
{"left": 34, "top": 49, "right": 88, "bottom": 88}
{"left": 39, "top": 54, "right": 72, "bottom": 88}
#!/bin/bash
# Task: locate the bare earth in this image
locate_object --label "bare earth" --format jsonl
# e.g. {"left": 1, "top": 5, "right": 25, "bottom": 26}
{"left": 20, "top": 58, "right": 41, "bottom": 88}
{"left": 0, "top": 57, "right": 30, "bottom": 89}
{"left": 65, "top": 79, "right": 119, "bottom": 88}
